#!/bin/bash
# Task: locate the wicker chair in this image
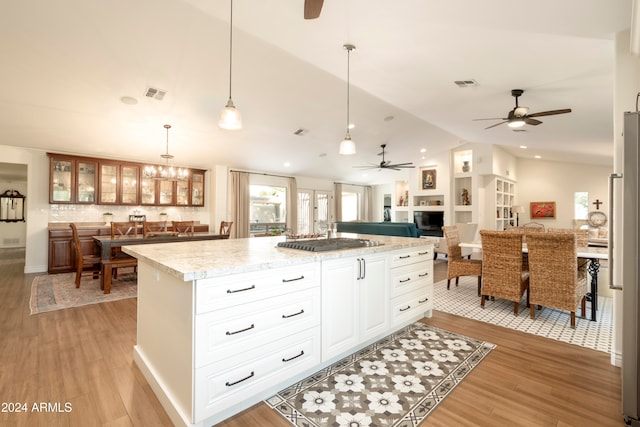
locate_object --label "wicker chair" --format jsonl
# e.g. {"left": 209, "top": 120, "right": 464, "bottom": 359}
{"left": 526, "top": 232, "right": 587, "bottom": 328}
{"left": 547, "top": 228, "right": 589, "bottom": 270}
{"left": 479, "top": 230, "right": 529, "bottom": 315}
{"left": 442, "top": 225, "right": 482, "bottom": 296}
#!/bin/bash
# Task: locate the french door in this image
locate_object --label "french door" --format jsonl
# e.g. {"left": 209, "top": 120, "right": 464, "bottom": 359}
{"left": 297, "top": 189, "right": 333, "bottom": 234}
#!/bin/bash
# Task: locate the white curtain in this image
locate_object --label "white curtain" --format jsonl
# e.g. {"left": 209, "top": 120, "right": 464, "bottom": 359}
{"left": 228, "top": 171, "right": 250, "bottom": 238}
{"left": 334, "top": 183, "right": 343, "bottom": 222}
{"left": 286, "top": 177, "right": 298, "bottom": 234}
{"left": 363, "top": 185, "right": 373, "bottom": 221}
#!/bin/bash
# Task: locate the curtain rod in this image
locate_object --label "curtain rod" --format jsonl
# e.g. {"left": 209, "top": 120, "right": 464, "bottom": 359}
{"left": 333, "top": 182, "right": 372, "bottom": 188}
{"left": 229, "top": 169, "right": 294, "bottom": 180}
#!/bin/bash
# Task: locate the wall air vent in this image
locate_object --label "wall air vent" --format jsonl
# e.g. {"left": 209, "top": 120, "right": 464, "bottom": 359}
{"left": 454, "top": 79, "right": 479, "bottom": 88}
{"left": 144, "top": 87, "right": 167, "bottom": 100}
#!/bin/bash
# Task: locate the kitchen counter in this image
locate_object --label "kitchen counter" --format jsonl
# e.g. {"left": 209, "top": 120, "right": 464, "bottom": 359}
{"left": 123, "top": 233, "right": 436, "bottom": 281}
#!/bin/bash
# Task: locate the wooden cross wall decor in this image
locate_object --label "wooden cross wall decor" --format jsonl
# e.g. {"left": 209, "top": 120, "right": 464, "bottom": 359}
{"left": 593, "top": 199, "right": 602, "bottom": 210}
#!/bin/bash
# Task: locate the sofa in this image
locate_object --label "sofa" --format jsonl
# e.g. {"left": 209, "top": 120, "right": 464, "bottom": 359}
{"left": 335, "top": 221, "right": 422, "bottom": 238}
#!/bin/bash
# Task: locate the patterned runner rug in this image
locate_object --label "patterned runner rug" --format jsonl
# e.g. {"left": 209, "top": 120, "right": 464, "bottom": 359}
{"left": 29, "top": 271, "right": 137, "bottom": 314}
{"left": 266, "top": 322, "right": 494, "bottom": 427}
{"left": 433, "top": 275, "right": 612, "bottom": 353}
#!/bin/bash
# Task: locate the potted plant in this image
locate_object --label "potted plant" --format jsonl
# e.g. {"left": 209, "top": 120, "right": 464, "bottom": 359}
{"left": 103, "top": 212, "right": 113, "bottom": 225}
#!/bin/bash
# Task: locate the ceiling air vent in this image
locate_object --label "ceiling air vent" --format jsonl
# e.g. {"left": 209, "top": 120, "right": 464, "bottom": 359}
{"left": 454, "top": 79, "right": 479, "bottom": 88}
{"left": 293, "top": 128, "right": 308, "bottom": 136}
{"left": 144, "top": 87, "right": 167, "bottom": 100}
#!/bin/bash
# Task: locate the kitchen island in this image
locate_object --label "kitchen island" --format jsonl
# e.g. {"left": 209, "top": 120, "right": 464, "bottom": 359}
{"left": 123, "top": 233, "right": 434, "bottom": 427}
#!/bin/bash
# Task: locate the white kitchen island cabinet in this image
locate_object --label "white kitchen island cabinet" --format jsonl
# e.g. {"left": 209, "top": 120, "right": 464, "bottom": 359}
{"left": 124, "top": 233, "right": 433, "bottom": 427}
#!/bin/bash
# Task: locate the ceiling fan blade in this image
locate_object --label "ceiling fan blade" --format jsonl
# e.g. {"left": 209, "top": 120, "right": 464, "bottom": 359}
{"left": 304, "top": 0, "right": 324, "bottom": 19}
{"left": 353, "top": 163, "right": 380, "bottom": 169}
{"left": 525, "top": 118, "right": 542, "bottom": 126}
{"left": 387, "top": 162, "right": 414, "bottom": 167}
{"left": 527, "top": 108, "right": 572, "bottom": 118}
{"left": 473, "top": 117, "right": 507, "bottom": 121}
{"left": 484, "top": 121, "right": 508, "bottom": 129}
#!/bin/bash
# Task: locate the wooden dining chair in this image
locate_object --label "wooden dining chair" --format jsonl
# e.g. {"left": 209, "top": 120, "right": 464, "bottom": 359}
{"left": 442, "top": 225, "right": 482, "bottom": 296}
{"left": 142, "top": 220, "right": 169, "bottom": 237}
{"left": 219, "top": 221, "right": 233, "bottom": 238}
{"left": 70, "top": 223, "right": 102, "bottom": 287}
{"left": 110, "top": 221, "right": 138, "bottom": 278}
{"left": 172, "top": 220, "right": 195, "bottom": 235}
{"left": 479, "top": 230, "right": 529, "bottom": 315}
{"left": 526, "top": 231, "right": 587, "bottom": 328}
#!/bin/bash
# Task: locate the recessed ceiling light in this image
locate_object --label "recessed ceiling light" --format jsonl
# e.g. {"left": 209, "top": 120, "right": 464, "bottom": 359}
{"left": 383, "top": 115, "right": 394, "bottom": 122}
{"left": 120, "top": 96, "right": 138, "bottom": 105}
{"left": 534, "top": 155, "right": 542, "bottom": 159}
{"left": 420, "top": 148, "right": 427, "bottom": 153}
{"left": 283, "top": 162, "right": 291, "bottom": 167}
{"left": 519, "top": 145, "right": 527, "bottom": 149}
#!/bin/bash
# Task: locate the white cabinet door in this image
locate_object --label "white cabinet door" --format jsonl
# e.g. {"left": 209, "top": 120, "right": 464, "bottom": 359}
{"left": 358, "top": 253, "right": 389, "bottom": 343}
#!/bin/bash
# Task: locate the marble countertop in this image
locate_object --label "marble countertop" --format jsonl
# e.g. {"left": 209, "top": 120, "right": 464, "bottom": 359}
{"left": 123, "top": 233, "right": 436, "bottom": 282}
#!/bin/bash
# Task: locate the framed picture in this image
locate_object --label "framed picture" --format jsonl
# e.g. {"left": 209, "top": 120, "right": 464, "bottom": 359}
{"left": 530, "top": 201, "right": 556, "bottom": 219}
{"left": 421, "top": 168, "right": 436, "bottom": 190}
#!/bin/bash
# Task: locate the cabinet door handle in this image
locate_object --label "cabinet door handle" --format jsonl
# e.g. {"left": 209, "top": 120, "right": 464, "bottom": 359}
{"left": 282, "top": 275, "right": 304, "bottom": 282}
{"left": 399, "top": 277, "right": 411, "bottom": 283}
{"left": 399, "top": 305, "right": 411, "bottom": 312}
{"left": 361, "top": 258, "right": 366, "bottom": 279}
{"left": 225, "top": 371, "right": 255, "bottom": 387}
{"left": 399, "top": 255, "right": 411, "bottom": 259}
{"left": 418, "top": 272, "right": 429, "bottom": 278}
{"left": 418, "top": 297, "right": 429, "bottom": 303}
{"left": 282, "top": 309, "right": 304, "bottom": 319}
{"left": 226, "top": 324, "right": 255, "bottom": 335}
{"left": 226, "top": 284, "right": 256, "bottom": 294}
{"left": 282, "top": 350, "right": 305, "bottom": 362}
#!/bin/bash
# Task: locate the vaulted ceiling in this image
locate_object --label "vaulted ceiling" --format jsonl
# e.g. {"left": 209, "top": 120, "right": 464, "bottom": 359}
{"left": 0, "top": 0, "right": 633, "bottom": 183}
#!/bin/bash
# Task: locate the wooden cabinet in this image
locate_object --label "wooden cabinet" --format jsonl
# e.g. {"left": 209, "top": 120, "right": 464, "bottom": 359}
{"left": 48, "top": 226, "right": 110, "bottom": 273}
{"left": 321, "top": 253, "right": 389, "bottom": 361}
{"left": 49, "top": 155, "right": 98, "bottom": 204}
{"left": 48, "top": 153, "right": 205, "bottom": 207}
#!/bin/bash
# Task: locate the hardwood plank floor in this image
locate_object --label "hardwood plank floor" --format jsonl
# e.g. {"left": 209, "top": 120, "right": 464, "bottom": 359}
{"left": 0, "top": 250, "right": 623, "bottom": 426}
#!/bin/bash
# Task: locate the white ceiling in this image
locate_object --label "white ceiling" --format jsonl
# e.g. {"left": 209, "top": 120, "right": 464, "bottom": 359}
{"left": 0, "top": 0, "right": 633, "bottom": 184}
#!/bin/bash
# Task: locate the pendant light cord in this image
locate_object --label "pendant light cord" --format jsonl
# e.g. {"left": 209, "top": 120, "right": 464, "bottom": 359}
{"left": 346, "top": 45, "right": 352, "bottom": 135}
{"left": 228, "top": 0, "right": 234, "bottom": 101}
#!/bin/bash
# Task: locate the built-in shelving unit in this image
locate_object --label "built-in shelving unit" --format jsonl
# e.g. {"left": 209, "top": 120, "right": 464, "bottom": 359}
{"left": 493, "top": 176, "right": 516, "bottom": 230}
{"left": 452, "top": 149, "right": 475, "bottom": 224}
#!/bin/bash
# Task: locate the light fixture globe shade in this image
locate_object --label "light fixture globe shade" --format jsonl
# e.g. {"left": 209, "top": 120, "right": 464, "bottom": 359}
{"left": 339, "top": 134, "right": 356, "bottom": 155}
{"left": 218, "top": 99, "right": 242, "bottom": 130}
{"left": 508, "top": 118, "right": 526, "bottom": 128}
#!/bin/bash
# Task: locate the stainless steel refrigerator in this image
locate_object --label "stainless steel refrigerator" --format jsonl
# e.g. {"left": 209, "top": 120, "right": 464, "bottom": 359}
{"left": 618, "top": 111, "right": 640, "bottom": 426}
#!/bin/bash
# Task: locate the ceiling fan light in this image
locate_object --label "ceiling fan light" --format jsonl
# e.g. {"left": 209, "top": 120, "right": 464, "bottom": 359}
{"left": 508, "top": 119, "right": 525, "bottom": 128}
{"left": 218, "top": 98, "right": 242, "bottom": 130}
{"left": 339, "top": 133, "right": 356, "bottom": 155}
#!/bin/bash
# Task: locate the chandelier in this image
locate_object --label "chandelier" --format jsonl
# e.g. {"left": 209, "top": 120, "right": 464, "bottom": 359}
{"left": 143, "top": 124, "right": 189, "bottom": 181}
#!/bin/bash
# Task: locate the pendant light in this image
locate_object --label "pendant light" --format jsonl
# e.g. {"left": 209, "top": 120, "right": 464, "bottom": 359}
{"left": 339, "top": 44, "right": 356, "bottom": 155}
{"left": 143, "top": 124, "right": 189, "bottom": 181}
{"left": 218, "top": 0, "right": 242, "bottom": 130}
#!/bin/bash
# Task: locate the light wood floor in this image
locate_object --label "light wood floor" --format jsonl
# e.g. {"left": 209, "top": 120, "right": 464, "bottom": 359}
{"left": 0, "top": 250, "right": 623, "bottom": 426}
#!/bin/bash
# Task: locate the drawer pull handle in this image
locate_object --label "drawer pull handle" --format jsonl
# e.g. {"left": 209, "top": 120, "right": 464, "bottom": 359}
{"left": 282, "top": 275, "right": 304, "bottom": 282}
{"left": 227, "top": 284, "right": 256, "bottom": 294}
{"left": 282, "top": 309, "right": 304, "bottom": 319}
{"left": 399, "top": 305, "right": 411, "bottom": 312}
{"left": 399, "top": 255, "right": 411, "bottom": 259}
{"left": 226, "top": 324, "right": 255, "bottom": 336}
{"left": 225, "top": 371, "right": 255, "bottom": 387}
{"left": 399, "top": 278, "right": 411, "bottom": 283}
{"left": 282, "top": 350, "right": 305, "bottom": 362}
{"left": 418, "top": 272, "right": 429, "bottom": 277}
{"left": 419, "top": 297, "right": 429, "bottom": 303}
{"left": 418, "top": 251, "right": 429, "bottom": 256}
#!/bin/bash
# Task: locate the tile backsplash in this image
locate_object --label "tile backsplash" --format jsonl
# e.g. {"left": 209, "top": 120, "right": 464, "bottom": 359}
{"left": 48, "top": 204, "right": 208, "bottom": 224}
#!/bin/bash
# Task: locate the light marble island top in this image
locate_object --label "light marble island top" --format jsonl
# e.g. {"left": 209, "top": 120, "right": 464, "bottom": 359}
{"left": 123, "top": 233, "right": 435, "bottom": 282}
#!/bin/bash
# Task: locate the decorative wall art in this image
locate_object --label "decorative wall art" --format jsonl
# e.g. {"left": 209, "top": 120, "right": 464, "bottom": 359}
{"left": 421, "top": 168, "right": 436, "bottom": 190}
{"left": 530, "top": 201, "right": 556, "bottom": 219}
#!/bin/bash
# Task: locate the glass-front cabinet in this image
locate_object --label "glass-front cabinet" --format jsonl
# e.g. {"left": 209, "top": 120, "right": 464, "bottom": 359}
{"left": 77, "top": 161, "right": 97, "bottom": 203}
{"left": 121, "top": 165, "right": 140, "bottom": 205}
{"left": 191, "top": 171, "right": 204, "bottom": 206}
{"left": 141, "top": 177, "right": 156, "bottom": 205}
{"left": 159, "top": 180, "right": 174, "bottom": 205}
{"left": 99, "top": 163, "right": 118, "bottom": 204}
{"left": 50, "top": 157, "right": 73, "bottom": 203}
{"left": 49, "top": 155, "right": 97, "bottom": 204}
{"left": 176, "top": 180, "right": 189, "bottom": 205}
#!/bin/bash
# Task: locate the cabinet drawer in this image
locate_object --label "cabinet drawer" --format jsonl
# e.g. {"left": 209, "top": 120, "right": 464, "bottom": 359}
{"left": 194, "top": 327, "right": 320, "bottom": 421}
{"left": 390, "top": 286, "right": 433, "bottom": 327}
{"left": 390, "top": 247, "right": 433, "bottom": 268}
{"left": 390, "top": 263, "right": 433, "bottom": 298}
{"left": 195, "top": 288, "right": 320, "bottom": 367}
{"left": 196, "top": 263, "right": 320, "bottom": 314}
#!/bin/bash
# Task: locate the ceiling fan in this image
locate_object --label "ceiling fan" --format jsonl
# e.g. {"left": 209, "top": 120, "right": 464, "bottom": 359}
{"left": 354, "top": 144, "right": 415, "bottom": 171}
{"left": 474, "top": 89, "right": 572, "bottom": 130}
{"left": 304, "top": 0, "right": 324, "bottom": 19}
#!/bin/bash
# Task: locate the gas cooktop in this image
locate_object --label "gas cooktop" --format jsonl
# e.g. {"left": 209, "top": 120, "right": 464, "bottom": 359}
{"left": 277, "top": 237, "right": 382, "bottom": 252}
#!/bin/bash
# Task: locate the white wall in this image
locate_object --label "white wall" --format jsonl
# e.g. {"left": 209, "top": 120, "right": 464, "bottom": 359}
{"left": 516, "top": 158, "right": 612, "bottom": 228}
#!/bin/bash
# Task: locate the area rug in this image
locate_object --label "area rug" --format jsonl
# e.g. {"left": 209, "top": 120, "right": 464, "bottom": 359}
{"left": 266, "top": 322, "right": 495, "bottom": 427}
{"left": 433, "top": 276, "right": 613, "bottom": 353}
{"left": 29, "top": 271, "right": 137, "bottom": 314}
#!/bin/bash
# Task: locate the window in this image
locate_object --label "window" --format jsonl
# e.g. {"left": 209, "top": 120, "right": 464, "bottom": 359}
{"left": 574, "top": 191, "right": 588, "bottom": 219}
{"left": 341, "top": 190, "right": 359, "bottom": 221}
{"left": 250, "top": 184, "right": 287, "bottom": 235}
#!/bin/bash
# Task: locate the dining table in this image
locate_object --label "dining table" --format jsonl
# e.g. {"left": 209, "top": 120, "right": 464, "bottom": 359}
{"left": 93, "top": 232, "right": 227, "bottom": 260}
{"left": 459, "top": 241, "right": 608, "bottom": 321}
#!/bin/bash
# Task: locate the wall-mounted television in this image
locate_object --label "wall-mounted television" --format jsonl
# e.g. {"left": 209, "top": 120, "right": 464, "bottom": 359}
{"left": 413, "top": 211, "right": 444, "bottom": 237}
